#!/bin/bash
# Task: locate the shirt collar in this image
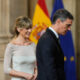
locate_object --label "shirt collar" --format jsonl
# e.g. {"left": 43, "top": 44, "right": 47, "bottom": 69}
{"left": 49, "top": 27, "right": 59, "bottom": 39}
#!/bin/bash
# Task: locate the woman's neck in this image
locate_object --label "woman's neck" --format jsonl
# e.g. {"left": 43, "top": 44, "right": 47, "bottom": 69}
{"left": 14, "top": 35, "right": 30, "bottom": 44}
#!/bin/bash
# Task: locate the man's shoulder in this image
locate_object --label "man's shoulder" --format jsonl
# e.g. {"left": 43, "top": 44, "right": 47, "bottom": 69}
{"left": 39, "top": 32, "right": 52, "bottom": 41}
{"left": 38, "top": 33, "right": 55, "bottom": 46}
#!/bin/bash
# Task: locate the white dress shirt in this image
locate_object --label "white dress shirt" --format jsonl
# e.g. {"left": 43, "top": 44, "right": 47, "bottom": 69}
{"left": 49, "top": 27, "right": 59, "bottom": 39}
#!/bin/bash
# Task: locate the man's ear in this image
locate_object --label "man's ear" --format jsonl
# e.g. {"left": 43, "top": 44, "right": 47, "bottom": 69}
{"left": 56, "top": 19, "right": 61, "bottom": 24}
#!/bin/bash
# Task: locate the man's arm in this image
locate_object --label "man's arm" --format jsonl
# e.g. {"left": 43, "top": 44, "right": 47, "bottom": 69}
{"left": 38, "top": 38, "right": 58, "bottom": 80}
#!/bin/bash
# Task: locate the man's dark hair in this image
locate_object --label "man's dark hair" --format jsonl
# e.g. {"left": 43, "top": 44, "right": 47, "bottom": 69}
{"left": 52, "top": 9, "right": 74, "bottom": 24}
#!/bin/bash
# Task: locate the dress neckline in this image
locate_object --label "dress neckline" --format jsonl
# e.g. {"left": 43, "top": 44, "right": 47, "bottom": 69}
{"left": 9, "top": 42, "right": 33, "bottom": 47}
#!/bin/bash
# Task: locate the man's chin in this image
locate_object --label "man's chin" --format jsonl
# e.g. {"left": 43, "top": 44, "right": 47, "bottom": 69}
{"left": 61, "top": 33, "right": 66, "bottom": 35}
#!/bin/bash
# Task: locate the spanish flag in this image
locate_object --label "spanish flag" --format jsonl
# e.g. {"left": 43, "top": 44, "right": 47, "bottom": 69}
{"left": 30, "top": 0, "right": 51, "bottom": 44}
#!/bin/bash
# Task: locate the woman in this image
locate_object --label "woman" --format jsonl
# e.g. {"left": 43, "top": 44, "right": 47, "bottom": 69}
{"left": 4, "top": 16, "right": 37, "bottom": 80}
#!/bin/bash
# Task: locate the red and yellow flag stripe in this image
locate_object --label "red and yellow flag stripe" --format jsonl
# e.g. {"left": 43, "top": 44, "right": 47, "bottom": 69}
{"left": 30, "top": 0, "right": 51, "bottom": 44}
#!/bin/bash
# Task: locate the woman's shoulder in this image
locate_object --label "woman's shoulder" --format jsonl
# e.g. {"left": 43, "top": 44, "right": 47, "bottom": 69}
{"left": 5, "top": 42, "right": 15, "bottom": 52}
{"left": 10, "top": 38, "right": 16, "bottom": 44}
{"left": 9, "top": 38, "right": 21, "bottom": 46}
{"left": 7, "top": 39, "right": 17, "bottom": 47}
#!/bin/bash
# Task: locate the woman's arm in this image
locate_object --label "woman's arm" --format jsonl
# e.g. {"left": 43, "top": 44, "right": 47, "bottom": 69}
{"left": 9, "top": 70, "right": 34, "bottom": 80}
{"left": 4, "top": 44, "right": 12, "bottom": 74}
{"left": 33, "top": 68, "right": 37, "bottom": 80}
{"left": 32, "top": 62, "right": 38, "bottom": 80}
{"left": 4, "top": 44, "right": 34, "bottom": 80}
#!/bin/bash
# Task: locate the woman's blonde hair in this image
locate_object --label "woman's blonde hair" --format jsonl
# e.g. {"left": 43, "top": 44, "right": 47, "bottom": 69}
{"left": 14, "top": 16, "right": 32, "bottom": 36}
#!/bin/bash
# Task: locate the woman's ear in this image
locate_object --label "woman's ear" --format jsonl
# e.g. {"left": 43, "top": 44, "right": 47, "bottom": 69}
{"left": 17, "top": 28, "right": 22, "bottom": 32}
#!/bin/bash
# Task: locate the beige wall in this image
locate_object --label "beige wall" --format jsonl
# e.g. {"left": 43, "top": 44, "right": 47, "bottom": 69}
{"left": 76, "top": 0, "right": 80, "bottom": 79}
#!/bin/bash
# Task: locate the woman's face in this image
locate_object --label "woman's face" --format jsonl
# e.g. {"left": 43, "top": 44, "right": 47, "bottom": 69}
{"left": 18, "top": 28, "right": 32, "bottom": 39}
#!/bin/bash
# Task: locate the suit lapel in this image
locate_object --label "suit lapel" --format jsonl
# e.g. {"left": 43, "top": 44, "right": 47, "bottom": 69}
{"left": 46, "top": 28, "right": 63, "bottom": 52}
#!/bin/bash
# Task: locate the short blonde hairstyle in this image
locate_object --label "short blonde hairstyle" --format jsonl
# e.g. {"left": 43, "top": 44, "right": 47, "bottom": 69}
{"left": 14, "top": 16, "right": 32, "bottom": 36}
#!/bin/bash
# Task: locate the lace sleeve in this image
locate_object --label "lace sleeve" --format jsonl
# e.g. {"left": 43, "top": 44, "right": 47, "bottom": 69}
{"left": 4, "top": 43, "right": 13, "bottom": 74}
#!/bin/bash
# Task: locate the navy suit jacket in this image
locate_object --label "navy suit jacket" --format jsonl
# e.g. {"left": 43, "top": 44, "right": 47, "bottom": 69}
{"left": 36, "top": 28, "right": 65, "bottom": 80}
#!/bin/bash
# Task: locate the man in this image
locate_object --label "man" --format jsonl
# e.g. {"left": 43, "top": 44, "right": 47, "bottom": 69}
{"left": 36, "top": 9, "right": 74, "bottom": 80}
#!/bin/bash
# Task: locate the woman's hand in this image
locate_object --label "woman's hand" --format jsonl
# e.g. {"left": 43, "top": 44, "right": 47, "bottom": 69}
{"left": 24, "top": 73, "right": 34, "bottom": 80}
{"left": 32, "top": 73, "right": 37, "bottom": 80}
{"left": 9, "top": 70, "right": 34, "bottom": 80}
{"left": 32, "top": 67, "right": 37, "bottom": 80}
